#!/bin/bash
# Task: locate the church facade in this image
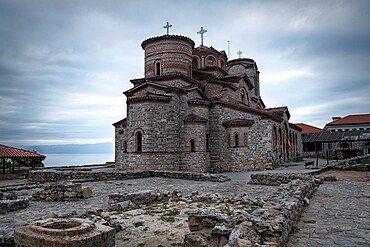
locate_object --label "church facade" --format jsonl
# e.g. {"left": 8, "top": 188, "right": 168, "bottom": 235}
{"left": 113, "top": 33, "right": 302, "bottom": 172}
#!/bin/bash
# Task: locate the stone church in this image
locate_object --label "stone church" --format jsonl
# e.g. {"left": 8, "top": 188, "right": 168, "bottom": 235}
{"left": 113, "top": 30, "right": 302, "bottom": 172}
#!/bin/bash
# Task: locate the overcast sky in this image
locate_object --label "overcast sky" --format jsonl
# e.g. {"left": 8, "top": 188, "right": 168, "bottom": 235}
{"left": 1, "top": 0, "right": 369, "bottom": 147}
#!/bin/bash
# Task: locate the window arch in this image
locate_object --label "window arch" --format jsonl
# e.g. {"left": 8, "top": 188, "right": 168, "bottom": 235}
{"left": 206, "top": 56, "right": 216, "bottom": 66}
{"left": 192, "top": 58, "right": 198, "bottom": 69}
{"left": 235, "top": 133, "right": 239, "bottom": 147}
{"left": 135, "top": 132, "right": 143, "bottom": 152}
{"left": 155, "top": 61, "right": 161, "bottom": 76}
{"left": 190, "top": 139, "right": 196, "bottom": 152}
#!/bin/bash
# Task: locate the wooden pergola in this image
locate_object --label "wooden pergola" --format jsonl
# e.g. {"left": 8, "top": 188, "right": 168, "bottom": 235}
{"left": 0, "top": 144, "right": 46, "bottom": 174}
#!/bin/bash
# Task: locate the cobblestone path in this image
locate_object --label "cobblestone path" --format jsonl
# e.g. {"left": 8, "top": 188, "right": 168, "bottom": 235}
{"left": 288, "top": 172, "right": 370, "bottom": 247}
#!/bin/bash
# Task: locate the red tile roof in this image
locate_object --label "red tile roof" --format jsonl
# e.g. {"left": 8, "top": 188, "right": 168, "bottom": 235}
{"left": 210, "top": 89, "right": 229, "bottom": 99}
{"left": 127, "top": 93, "right": 172, "bottom": 102}
{"left": 0, "top": 144, "right": 46, "bottom": 159}
{"left": 326, "top": 114, "right": 370, "bottom": 126}
{"left": 187, "top": 98, "right": 211, "bottom": 106}
{"left": 295, "top": 123, "right": 326, "bottom": 134}
{"left": 184, "top": 114, "right": 208, "bottom": 123}
{"left": 112, "top": 118, "right": 127, "bottom": 127}
{"left": 222, "top": 118, "right": 255, "bottom": 127}
{"left": 265, "top": 106, "right": 290, "bottom": 119}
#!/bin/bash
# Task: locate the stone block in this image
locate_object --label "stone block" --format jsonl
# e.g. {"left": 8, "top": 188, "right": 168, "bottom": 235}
{"left": 14, "top": 218, "right": 115, "bottom": 247}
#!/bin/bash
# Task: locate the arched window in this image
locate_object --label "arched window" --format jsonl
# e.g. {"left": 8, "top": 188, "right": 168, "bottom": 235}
{"left": 190, "top": 139, "right": 196, "bottom": 152}
{"left": 240, "top": 90, "right": 246, "bottom": 104}
{"left": 207, "top": 57, "right": 215, "bottom": 66}
{"left": 192, "top": 58, "right": 198, "bottom": 69}
{"left": 235, "top": 133, "right": 239, "bottom": 147}
{"left": 220, "top": 60, "right": 224, "bottom": 69}
{"left": 123, "top": 141, "right": 127, "bottom": 153}
{"left": 136, "top": 132, "right": 142, "bottom": 152}
{"left": 155, "top": 62, "right": 161, "bottom": 76}
{"left": 206, "top": 133, "right": 210, "bottom": 152}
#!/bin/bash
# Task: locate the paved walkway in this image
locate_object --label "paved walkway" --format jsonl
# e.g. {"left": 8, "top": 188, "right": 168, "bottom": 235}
{"left": 222, "top": 158, "right": 328, "bottom": 181}
{"left": 288, "top": 171, "right": 370, "bottom": 247}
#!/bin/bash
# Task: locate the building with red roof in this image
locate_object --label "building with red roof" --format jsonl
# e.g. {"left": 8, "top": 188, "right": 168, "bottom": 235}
{"left": 0, "top": 144, "right": 45, "bottom": 174}
{"left": 295, "top": 123, "right": 327, "bottom": 135}
{"left": 297, "top": 116, "right": 370, "bottom": 159}
{"left": 325, "top": 114, "right": 370, "bottom": 132}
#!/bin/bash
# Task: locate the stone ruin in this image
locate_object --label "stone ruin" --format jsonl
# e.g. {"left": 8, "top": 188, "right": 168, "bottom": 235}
{"left": 32, "top": 181, "right": 92, "bottom": 201}
{"left": 14, "top": 218, "right": 115, "bottom": 247}
{"left": 0, "top": 192, "right": 29, "bottom": 214}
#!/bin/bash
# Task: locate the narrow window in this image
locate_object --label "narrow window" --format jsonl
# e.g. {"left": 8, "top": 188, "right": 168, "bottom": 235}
{"left": 136, "top": 132, "right": 142, "bottom": 152}
{"left": 206, "top": 133, "right": 210, "bottom": 152}
{"left": 190, "top": 140, "right": 196, "bottom": 152}
{"left": 123, "top": 141, "right": 127, "bottom": 153}
{"left": 244, "top": 133, "right": 248, "bottom": 147}
{"left": 235, "top": 133, "right": 239, "bottom": 147}
{"left": 155, "top": 62, "right": 161, "bottom": 76}
{"left": 240, "top": 90, "right": 246, "bottom": 104}
{"left": 192, "top": 59, "right": 198, "bottom": 69}
{"left": 227, "top": 134, "right": 231, "bottom": 148}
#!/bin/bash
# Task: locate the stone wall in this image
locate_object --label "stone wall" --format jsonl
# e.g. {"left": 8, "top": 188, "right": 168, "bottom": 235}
{"left": 183, "top": 173, "right": 322, "bottom": 246}
{"left": 0, "top": 198, "right": 29, "bottom": 214}
{"left": 29, "top": 170, "right": 231, "bottom": 183}
{"left": 32, "top": 182, "right": 92, "bottom": 201}
{"left": 318, "top": 154, "right": 370, "bottom": 172}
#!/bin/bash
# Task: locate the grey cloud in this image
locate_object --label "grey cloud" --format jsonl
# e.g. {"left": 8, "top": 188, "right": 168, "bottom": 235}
{"left": 1, "top": 0, "right": 369, "bottom": 146}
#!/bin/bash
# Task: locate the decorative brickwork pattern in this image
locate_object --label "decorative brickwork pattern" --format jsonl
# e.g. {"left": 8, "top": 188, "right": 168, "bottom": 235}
{"left": 113, "top": 34, "right": 303, "bottom": 172}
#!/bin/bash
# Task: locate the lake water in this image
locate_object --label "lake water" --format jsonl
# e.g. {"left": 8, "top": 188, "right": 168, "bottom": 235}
{"left": 43, "top": 153, "right": 114, "bottom": 167}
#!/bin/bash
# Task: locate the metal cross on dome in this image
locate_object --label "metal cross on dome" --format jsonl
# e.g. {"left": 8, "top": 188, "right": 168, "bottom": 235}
{"left": 237, "top": 50, "right": 243, "bottom": 59}
{"left": 163, "top": 22, "right": 172, "bottom": 35}
{"left": 197, "top": 27, "right": 207, "bottom": 46}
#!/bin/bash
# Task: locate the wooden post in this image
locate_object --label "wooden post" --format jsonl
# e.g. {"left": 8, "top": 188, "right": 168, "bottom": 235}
{"left": 2, "top": 158, "right": 5, "bottom": 174}
{"left": 326, "top": 150, "right": 329, "bottom": 166}
{"left": 316, "top": 151, "right": 319, "bottom": 168}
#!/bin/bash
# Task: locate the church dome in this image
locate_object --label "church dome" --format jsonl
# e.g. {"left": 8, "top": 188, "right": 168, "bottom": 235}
{"left": 141, "top": 35, "right": 195, "bottom": 78}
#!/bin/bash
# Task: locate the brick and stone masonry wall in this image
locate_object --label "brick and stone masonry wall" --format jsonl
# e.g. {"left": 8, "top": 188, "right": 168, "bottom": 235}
{"left": 143, "top": 37, "right": 194, "bottom": 77}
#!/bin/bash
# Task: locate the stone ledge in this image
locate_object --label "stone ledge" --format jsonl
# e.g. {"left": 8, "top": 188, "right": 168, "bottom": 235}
{"left": 29, "top": 170, "right": 231, "bottom": 183}
{"left": 0, "top": 198, "right": 29, "bottom": 214}
{"left": 32, "top": 182, "right": 92, "bottom": 201}
{"left": 309, "top": 154, "right": 370, "bottom": 175}
{"left": 184, "top": 173, "right": 322, "bottom": 246}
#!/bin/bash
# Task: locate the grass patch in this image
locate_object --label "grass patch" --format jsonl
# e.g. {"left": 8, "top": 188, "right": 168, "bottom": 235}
{"left": 357, "top": 159, "right": 370, "bottom": 164}
{"left": 133, "top": 221, "right": 144, "bottom": 227}
{"left": 224, "top": 203, "right": 234, "bottom": 216}
{"left": 160, "top": 209, "right": 180, "bottom": 222}
{"left": 160, "top": 215, "right": 175, "bottom": 222}
{"left": 304, "top": 219, "right": 316, "bottom": 224}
